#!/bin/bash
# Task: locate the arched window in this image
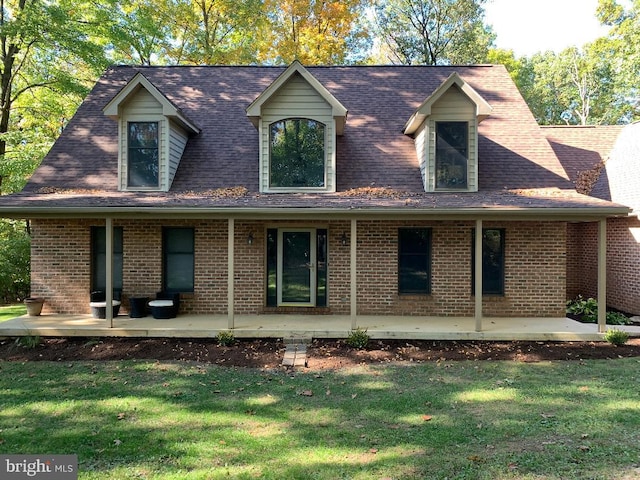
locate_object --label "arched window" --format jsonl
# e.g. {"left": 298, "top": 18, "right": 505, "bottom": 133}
{"left": 269, "top": 118, "right": 326, "bottom": 188}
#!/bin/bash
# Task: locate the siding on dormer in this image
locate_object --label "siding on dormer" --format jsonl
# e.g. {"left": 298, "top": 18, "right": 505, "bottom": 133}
{"left": 118, "top": 87, "right": 189, "bottom": 192}
{"left": 259, "top": 73, "right": 336, "bottom": 192}
{"left": 419, "top": 86, "right": 479, "bottom": 192}
{"left": 168, "top": 121, "right": 188, "bottom": 188}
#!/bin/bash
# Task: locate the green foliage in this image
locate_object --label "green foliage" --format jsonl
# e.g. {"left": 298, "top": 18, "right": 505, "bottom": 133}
{"left": 604, "top": 328, "right": 629, "bottom": 346}
{"left": 15, "top": 335, "right": 41, "bottom": 349}
{"left": 0, "top": 220, "right": 30, "bottom": 303}
{"left": 606, "top": 311, "right": 632, "bottom": 325}
{"left": 374, "top": 0, "right": 494, "bottom": 65}
{"left": 216, "top": 330, "right": 236, "bottom": 346}
{"left": 566, "top": 295, "right": 632, "bottom": 325}
{"left": 566, "top": 295, "right": 599, "bottom": 321}
{"left": 346, "top": 327, "right": 370, "bottom": 349}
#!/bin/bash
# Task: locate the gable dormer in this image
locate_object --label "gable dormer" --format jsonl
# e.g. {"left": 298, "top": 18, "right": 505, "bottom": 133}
{"left": 247, "top": 61, "right": 347, "bottom": 193}
{"left": 103, "top": 73, "right": 200, "bottom": 192}
{"left": 404, "top": 73, "right": 491, "bottom": 193}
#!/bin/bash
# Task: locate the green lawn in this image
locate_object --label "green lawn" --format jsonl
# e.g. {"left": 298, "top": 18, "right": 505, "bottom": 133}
{"left": 0, "top": 357, "right": 639, "bottom": 479}
{"left": 0, "top": 303, "right": 25, "bottom": 322}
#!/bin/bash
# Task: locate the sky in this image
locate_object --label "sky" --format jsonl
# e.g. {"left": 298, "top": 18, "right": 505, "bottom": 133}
{"left": 484, "top": 0, "right": 610, "bottom": 57}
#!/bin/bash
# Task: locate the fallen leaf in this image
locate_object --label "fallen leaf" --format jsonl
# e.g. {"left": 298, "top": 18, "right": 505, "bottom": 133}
{"left": 467, "top": 455, "right": 485, "bottom": 463}
{"left": 299, "top": 390, "right": 313, "bottom": 397}
{"left": 117, "top": 413, "right": 126, "bottom": 420}
{"left": 369, "top": 448, "right": 378, "bottom": 454}
{"left": 508, "top": 462, "right": 518, "bottom": 471}
{"left": 422, "top": 415, "right": 433, "bottom": 422}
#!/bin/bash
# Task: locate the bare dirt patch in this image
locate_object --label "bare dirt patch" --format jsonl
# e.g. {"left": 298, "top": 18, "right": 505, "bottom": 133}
{"left": 1, "top": 337, "right": 639, "bottom": 370}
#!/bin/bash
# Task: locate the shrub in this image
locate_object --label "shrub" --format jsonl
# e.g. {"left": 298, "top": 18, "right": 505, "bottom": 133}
{"left": 606, "top": 311, "right": 632, "bottom": 325}
{"left": 566, "top": 295, "right": 598, "bottom": 322}
{"left": 346, "top": 328, "right": 370, "bottom": 349}
{"left": 567, "top": 296, "right": 632, "bottom": 325}
{"left": 604, "top": 329, "right": 629, "bottom": 346}
{"left": 16, "top": 335, "right": 41, "bottom": 349}
{"left": 216, "top": 330, "right": 236, "bottom": 346}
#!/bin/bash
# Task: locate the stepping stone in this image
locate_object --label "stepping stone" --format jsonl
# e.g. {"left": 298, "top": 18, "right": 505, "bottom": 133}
{"left": 282, "top": 337, "right": 310, "bottom": 367}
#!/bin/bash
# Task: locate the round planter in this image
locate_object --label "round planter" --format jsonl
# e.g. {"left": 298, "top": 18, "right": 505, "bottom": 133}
{"left": 24, "top": 297, "right": 44, "bottom": 316}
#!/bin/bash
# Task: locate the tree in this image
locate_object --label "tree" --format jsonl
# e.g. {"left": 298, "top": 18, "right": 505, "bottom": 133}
{"left": 95, "top": 0, "right": 175, "bottom": 65}
{"left": 512, "top": 43, "right": 622, "bottom": 125}
{"left": 0, "top": 219, "right": 29, "bottom": 302}
{"left": 170, "top": 0, "right": 265, "bottom": 65}
{"left": 374, "top": 0, "right": 494, "bottom": 65}
{"left": 261, "top": 0, "right": 371, "bottom": 65}
{"left": 0, "top": 0, "right": 107, "bottom": 195}
{"left": 596, "top": 0, "right": 640, "bottom": 122}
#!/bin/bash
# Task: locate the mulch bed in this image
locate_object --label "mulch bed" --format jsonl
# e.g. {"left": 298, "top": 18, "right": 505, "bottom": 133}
{"left": 1, "top": 337, "right": 639, "bottom": 370}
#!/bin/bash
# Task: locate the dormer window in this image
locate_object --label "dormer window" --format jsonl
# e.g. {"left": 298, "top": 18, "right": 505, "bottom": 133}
{"left": 127, "top": 122, "right": 159, "bottom": 188}
{"left": 246, "top": 61, "right": 347, "bottom": 193}
{"left": 436, "top": 121, "right": 468, "bottom": 190}
{"left": 103, "top": 73, "right": 200, "bottom": 192}
{"left": 404, "top": 73, "right": 491, "bottom": 193}
{"left": 270, "top": 118, "right": 326, "bottom": 189}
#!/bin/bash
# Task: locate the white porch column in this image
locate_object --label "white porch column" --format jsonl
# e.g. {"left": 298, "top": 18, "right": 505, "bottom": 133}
{"left": 597, "top": 219, "right": 607, "bottom": 333}
{"left": 227, "top": 218, "right": 235, "bottom": 329}
{"left": 350, "top": 219, "right": 357, "bottom": 330}
{"left": 105, "top": 217, "right": 114, "bottom": 328}
{"left": 474, "top": 219, "right": 483, "bottom": 332}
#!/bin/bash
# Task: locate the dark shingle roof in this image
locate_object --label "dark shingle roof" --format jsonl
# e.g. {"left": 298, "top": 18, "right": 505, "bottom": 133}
{"left": 542, "top": 125, "right": 624, "bottom": 184}
{"left": 591, "top": 122, "right": 640, "bottom": 212}
{"left": 0, "top": 64, "right": 628, "bottom": 215}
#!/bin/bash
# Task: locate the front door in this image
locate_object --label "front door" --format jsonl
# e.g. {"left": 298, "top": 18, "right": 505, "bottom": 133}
{"left": 278, "top": 229, "right": 316, "bottom": 306}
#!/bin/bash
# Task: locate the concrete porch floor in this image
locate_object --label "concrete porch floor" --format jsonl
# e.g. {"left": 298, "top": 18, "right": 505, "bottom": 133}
{"left": 2, "top": 313, "right": 640, "bottom": 341}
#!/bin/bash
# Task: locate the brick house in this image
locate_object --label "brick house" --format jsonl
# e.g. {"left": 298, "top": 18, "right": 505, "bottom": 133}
{"left": 546, "top": 123, "right": 640, "bottom": 316}
{"left": 0, "top": 62, "right": 630, "bottom": 333}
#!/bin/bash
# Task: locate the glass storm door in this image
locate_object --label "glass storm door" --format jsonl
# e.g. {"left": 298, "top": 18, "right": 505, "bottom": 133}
{"left": 278, "top": 229, "right": 316, "bottom": 306}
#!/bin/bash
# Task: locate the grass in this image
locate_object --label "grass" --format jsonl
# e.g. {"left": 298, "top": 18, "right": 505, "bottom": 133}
{"left": 0, "top": 358, "right": 639, "bottom": 479}
{"left": 0, "top": 303, "right": 26, "bottom": 322}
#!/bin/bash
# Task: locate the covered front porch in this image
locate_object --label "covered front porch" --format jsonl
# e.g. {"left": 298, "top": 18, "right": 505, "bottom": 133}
{"left": 2, "top": 313, "right": 638, "bottom": 341}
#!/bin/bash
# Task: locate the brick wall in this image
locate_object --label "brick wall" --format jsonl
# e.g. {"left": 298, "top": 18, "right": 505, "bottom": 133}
{"left": 567, "top": 218, "right": 640, "bottom": 315}
{"left": 30, "top": 219, "right": 92, "bottom": 314}
{"left": 356, "top": 220, "right": 566, "bottom": 317}
{"left": 30, "top": 218, "right": 567, "bottom": 317}
{"left": 607, "top": 217, "right": 640, "bottom": 315}
{"left": 566, "top": 222, "right": 598, "bottom": 301}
